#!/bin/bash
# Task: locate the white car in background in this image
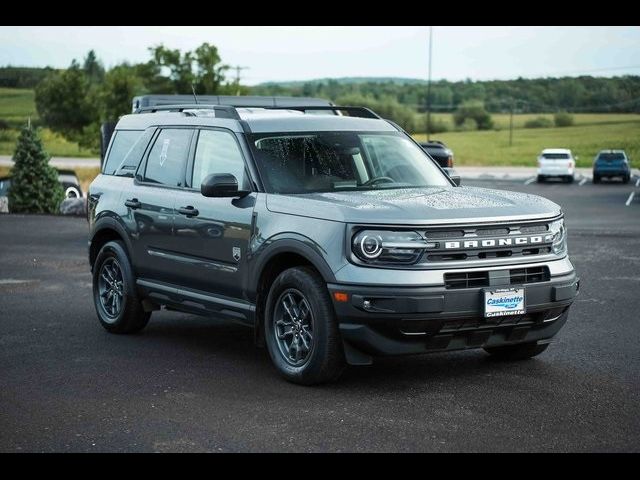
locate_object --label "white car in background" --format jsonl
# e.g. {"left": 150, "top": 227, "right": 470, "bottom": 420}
{"left": 537, "top": 148, "right": 576, "bottom": 183}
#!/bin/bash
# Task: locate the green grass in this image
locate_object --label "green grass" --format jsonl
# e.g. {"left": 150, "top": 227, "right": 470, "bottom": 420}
{"left": 425, "top": 112, "right": 640, "bottom": 130}
{"left": 0, "top": 87, "right": 37, "bottom": 126}
{"left": 413, "top": 118, "right": 640, "bottom": 168}
{"left": 0, "top": 87, "right": 95, "bottom": 157}
{"left": 2, "top": 87, "right": 639, "bottom": 166}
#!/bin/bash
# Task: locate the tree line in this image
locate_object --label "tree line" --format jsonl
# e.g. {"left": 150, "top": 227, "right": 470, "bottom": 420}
{"left": 2, "top": 44, "right": 639, "bottom": 147}
{"left": 27, "top": 45, "right": 247, "bottom": 149}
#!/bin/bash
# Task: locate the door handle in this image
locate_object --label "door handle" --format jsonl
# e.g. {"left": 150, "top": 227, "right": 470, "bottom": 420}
{"left": 177, "top": 206, "right": 199, "bottom": 217}
{"left": 125, "top": 198, "right": 141, "bottom": 209}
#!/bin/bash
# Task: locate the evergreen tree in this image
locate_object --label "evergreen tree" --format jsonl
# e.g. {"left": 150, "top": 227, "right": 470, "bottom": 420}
{"left": 7, "top": 125, "right": 64, "bottom": 214}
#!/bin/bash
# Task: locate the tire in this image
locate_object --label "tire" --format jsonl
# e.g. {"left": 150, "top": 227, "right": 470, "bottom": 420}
{"left": 484, "top": 342, "right": 549, "bottom": 361}
{"left": 92, "top": 240, "right": 150, "bottom": 334}
{"left": 593, "top": 174, "right": 600, "bottom": 184}
{"left": 264, "top": 266, "right": 346, "bottom": 385}
{"left": 566, "top": 175, "right": 574, "bottom": 184}
{"left": 622, "top": 174, "right": 630, "bottom": 184}
{"left": 537, "top": 175, "right": 545, "bottom": 183}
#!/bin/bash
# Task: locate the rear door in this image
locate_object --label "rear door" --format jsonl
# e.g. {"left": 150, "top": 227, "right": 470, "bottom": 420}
{"left": 127, "top": 127, "right": 195, "bottom": 284}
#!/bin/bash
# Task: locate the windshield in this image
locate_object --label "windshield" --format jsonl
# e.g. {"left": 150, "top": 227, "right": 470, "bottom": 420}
{"left": 542, "top": 153, "right": 570, "bottom": 160}
{"left": 250, "top": 131, "right": 450, "bottom": 194}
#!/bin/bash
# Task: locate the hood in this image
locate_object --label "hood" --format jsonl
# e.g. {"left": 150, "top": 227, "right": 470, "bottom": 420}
{"left": 265, "top": 186, "right": 561, "bottom": 225}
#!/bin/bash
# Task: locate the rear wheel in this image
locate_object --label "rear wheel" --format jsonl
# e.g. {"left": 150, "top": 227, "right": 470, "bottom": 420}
{"left": 566, "top": 175, "right": 574, "bottom": 184}
{"left": 92, "top": 240, "right": 150, "bottom": 334}
{"left": 264, "top": 267, "right": 345, "bottom": 385}
{"left": 484, "top": 342, "right": 549, "bottom": 361}
{"left": 537, "top": 175, "right": 545, "bottom": 183}
{"left": 622, "top": 174, "right": 631, "bottom": 184}
{"left": 593, "top": 174, "right": 600, "bottom": 184}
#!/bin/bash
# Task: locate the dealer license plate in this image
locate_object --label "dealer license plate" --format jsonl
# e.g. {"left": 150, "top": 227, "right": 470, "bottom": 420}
{"left": 483, "top": 287, "right": 525, "bottom": 318}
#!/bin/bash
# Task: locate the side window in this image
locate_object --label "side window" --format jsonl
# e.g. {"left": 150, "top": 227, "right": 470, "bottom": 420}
{"left": 102, "top": 130, "right": 143, "bottom": 175}
{"left": 144, "top": 129, "right": 193, "bottom": 186}
{"left": 192, "top": 130, "right": 247, "bottom": 189}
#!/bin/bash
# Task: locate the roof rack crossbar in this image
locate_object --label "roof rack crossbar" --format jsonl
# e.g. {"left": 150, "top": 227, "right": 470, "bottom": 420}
{"left": 134, "top": 104, "right": 241, "bottom": 120}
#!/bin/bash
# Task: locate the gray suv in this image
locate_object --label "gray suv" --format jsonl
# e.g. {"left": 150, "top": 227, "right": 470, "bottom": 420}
{"left": 88, "top": 99, "right": 579, "bottom": 385}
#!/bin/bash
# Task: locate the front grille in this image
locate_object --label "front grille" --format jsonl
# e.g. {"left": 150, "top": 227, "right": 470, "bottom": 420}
{"left": 444, "top": 266, "right": 550, "bottom": 289}
{"left": 443, "top": 271, "right": 489, "bottom": 289}
{"left": 510, "top": 266, "right": 550, "bottom": 284}
{"left": 419, "top": 220, "right": 554, "bottom": 264}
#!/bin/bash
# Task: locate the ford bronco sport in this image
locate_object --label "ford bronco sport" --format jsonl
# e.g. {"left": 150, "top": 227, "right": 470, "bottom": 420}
{"left": 88, "top": 99, "right": 579, "bottom": 385}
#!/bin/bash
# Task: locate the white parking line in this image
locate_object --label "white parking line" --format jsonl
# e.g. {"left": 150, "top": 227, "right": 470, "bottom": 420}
{"left": 636, "top": 178, "right": 640, "bottom": 188}
{"left": 579, "top": 177, "right": 588, "bottom": 186}
{"left": 626, "top": 192, "right": 635, "bottom": 206}
{"left": 524, "top": 177, "right": 536, "bottom": 185}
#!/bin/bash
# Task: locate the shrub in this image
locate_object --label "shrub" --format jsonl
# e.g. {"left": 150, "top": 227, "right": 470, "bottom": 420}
{"left": 453, "top": 101, "right": 493, "bottom": 130}
{"left": 414, "top": 114, "right": 449, "bottom": 134}
{"left": 524, "top": 116, "right": 553, "bottom": 128}
{"left": 458, "top": 118, "right": 478, "bottom": 131}
{"left": 0, "top": 119, "right": 10, "bottom": 130}
{"left": 7, "top": 126, "right": 64, "bottom": 214}
{"left": 554, "top": 111, "right": 574, "bottom": 127}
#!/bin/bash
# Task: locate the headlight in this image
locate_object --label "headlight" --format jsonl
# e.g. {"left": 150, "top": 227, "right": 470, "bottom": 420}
{"left": 352, "top": 230, "right": 432, "bottom": 264}
{"left": 548, "top": 218, "right": 567, "bottom": 256}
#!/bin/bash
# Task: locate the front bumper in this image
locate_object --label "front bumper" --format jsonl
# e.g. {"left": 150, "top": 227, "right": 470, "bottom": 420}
{"left": 328, "top": 268, "right": 579, "bottom": 363}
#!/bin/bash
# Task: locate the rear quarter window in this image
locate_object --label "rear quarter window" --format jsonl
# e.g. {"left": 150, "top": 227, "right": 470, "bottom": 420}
{"left": 102, "top": 130, "right": 146, "bottom": 175}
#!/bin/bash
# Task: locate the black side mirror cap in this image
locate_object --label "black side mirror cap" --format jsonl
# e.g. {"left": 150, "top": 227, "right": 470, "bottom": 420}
{"left": 443, "top": 167, "right": 461, "bottom": 186}
{"left": 201, "top": 173, "right": 248, "bottom": 198}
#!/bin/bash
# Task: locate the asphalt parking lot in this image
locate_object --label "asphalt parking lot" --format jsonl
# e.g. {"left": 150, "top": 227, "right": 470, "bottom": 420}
{"left": 1, "top": 176, "right": 639, "bottom": 452}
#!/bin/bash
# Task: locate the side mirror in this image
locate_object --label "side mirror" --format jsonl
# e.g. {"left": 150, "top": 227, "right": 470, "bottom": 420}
{"left": 201, "top": 173, "right": 244, "bottom": 198}
{"left": 443, "top": 167, "right": 461, "bottom": 186}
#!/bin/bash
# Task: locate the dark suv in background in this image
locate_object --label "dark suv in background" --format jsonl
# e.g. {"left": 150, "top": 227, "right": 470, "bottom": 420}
{"left": 593, "top": 149, "right": 631, "bottom": 184}
{"left": 88, "top": 96, "right": 578, "bottom": 385}
{"left": 418, "top": 140, "right": 454, "bottom": 168}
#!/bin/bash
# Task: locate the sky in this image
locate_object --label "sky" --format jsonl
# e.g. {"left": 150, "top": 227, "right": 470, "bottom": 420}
{"left": 0, "top": 26, "right": 639, "bottom": 84}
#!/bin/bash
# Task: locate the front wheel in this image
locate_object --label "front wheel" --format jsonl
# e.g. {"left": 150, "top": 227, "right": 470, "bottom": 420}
{"left": 484, "top": 342, "right": 549, "bottom": 361}
{"left": 264, "top": 267, "right": 345, "bottom": 385}
{"left": 92, "top": 240, "right": 150, "bottom": 334}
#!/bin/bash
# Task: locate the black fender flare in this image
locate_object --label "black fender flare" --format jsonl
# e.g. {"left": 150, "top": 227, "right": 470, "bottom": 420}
{"left": 89, "top": 216, "right": 135, "bottom": 268}
{"left": 247, "top": 236, "right": 337, "bottom": 299}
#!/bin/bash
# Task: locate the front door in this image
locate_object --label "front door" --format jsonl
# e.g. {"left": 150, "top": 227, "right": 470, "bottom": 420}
{"left": 172, "top": 128, "right": 256, "bottom": 300}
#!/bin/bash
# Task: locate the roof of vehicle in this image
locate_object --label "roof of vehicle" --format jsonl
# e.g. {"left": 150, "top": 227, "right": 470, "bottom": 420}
{"left": 132, "top": 94, "right": 333, "bottom": 113}
{"left": 116, "top": 106, "right": 398, "bottom": 134}
{"left": 541, "top": 148, "right": 572, "bottom": 154}
{"left": 597, "top": 149, "right": 626, "bottom": 154}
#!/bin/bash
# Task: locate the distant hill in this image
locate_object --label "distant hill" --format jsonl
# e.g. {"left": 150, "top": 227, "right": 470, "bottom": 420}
{"left": 0, "top": 66, "right": 56, "bottom": 89}
{"left": 259, "top": 77, "right": 428, "bottom": 87}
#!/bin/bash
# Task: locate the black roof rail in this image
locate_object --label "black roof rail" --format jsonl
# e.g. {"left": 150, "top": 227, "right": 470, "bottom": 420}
{"left": 134, "top": 104, "right": 241, "bottom": 120}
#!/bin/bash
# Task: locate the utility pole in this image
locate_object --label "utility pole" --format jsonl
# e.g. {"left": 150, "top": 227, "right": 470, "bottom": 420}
{"left": 509, "top": 99, "right": 514, "bottom": 147}
{"left": 231, "top": 65, "right": 249, "bottom": 96}
{"left": 426, "top": 26, "right": 433, "bottom": 141}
